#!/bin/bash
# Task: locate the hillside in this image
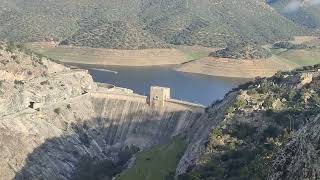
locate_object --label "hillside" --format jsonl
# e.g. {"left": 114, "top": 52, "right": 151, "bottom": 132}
{"left": 60, "top": 20, "right": 169, "bottom": 49}
{"left": 181, "top": 64, "right": 320, "bottom": 179}
{"left": 0, "top": 0, "right": 310, "bottom": 48}
{"left": 268, "top": 0, "right": 320, "bottom": 29}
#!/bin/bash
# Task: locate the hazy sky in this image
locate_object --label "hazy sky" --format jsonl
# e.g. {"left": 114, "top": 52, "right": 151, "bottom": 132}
{"left": 284, "top": 0, "right": 320, "bottom": 13}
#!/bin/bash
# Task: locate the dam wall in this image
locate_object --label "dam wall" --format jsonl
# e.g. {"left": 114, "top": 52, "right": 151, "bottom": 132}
{"left": 2, "top": 90, "right": 206, "bottom": 180}
{"left": 0, "top": 48, "right": 211, "bottom": 180}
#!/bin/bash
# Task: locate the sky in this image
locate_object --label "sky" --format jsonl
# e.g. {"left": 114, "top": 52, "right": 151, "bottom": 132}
{"left": 284, "top": 0, "right": 320, "bottom": 13}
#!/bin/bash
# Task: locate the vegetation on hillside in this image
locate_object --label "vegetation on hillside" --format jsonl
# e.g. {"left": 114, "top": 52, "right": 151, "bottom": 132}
{"left": 60, "top": 20, "right": 170, "bottom": 49}
{"left": 0, "top": 0, "right": 310, "bottom": 49}
{"left": 209, "top": 42, "right": 272, "bottom": 59}
{"left": 181, "top": 64, "right": 320, "bottom": 179}
{"left": 272, "top": 41, "right": 315, "bottom": 49}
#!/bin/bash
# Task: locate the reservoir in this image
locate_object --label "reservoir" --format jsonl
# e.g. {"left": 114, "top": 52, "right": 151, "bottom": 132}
{"left": 88, "top": 66, "right": 248, "bottom": 105}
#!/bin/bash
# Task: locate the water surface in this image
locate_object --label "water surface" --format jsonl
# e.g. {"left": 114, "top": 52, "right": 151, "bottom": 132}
{"left": 88, "top": 66, "right": 248, "bottom": 105}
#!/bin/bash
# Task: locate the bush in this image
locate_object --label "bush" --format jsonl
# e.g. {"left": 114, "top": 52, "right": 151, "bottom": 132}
{"left": 263, "top": 126, "right": 282, "bottom": 139}
{"left": 231, "top": 122, "right": 257, "bottom": 139}
{"left": 256, "top": 80, "right": 270, "bottom": 94}
{"left": 14, "top": 80, "right": 24, "bottom": 85}
{"left": 235, "top": 98, "right": 246, "bottom": 109}
{"left": 6, "top": 41, "right": 16, "bottom": 53}
{"left": 54, "top": 107, "right": 62, "bottom": 114}
{"left": 226, "top": 107, "right": 236, "bottom": 115}
{"left": 40, "top": 80, "right": 50, "bottom": 85}
{"left": 272, "top": 41, "right": 311, "bottom": 50}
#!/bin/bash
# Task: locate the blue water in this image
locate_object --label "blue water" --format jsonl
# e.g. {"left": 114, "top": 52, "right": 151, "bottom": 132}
{"left": 88, "top": 66, "right": 247, "bottom": 105}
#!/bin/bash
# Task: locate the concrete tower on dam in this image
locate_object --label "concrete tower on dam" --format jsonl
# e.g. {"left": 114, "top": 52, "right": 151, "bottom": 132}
{"left": 150, "top": 86, "right": 171, "bottom": 108}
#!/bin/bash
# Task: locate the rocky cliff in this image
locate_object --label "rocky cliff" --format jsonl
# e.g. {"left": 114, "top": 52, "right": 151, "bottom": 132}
{"left": 182, "top": 65, "right": 320, "bottom": 180}
{"left": 270, "top": 114, "right": 320, "bottom": 180}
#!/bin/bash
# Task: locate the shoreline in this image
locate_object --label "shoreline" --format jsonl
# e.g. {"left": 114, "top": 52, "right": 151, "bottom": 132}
{"left": 64, "top": 61, "right": 253, "bottom": 82}
{"left": 175, "top": 56, "right": 298, "bottom": 79}
{"left": 26, "top": 42, "right": 319, "bottom": 79}
{"left": 53, "top": 54, "right": 301, "bottom": 79}
{"left": 26, "top": 44, "right": 190, "bottom": 66}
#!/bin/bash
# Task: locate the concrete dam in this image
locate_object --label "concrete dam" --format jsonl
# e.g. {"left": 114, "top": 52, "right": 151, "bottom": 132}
{"left": 0, "top": 69, "right": 214, "bottom": 180}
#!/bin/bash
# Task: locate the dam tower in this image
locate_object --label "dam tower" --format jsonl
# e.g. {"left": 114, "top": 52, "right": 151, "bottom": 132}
{"left": 149, "top": 86, "right": 171, "bottom": 108}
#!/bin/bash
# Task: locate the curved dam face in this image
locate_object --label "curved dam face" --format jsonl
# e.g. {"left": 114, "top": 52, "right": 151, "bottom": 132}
{"left": 1, "top": 92, "right": 205, "bottom": 180}
{"left": 0, "top": 45, "right": 214, "bottom": 180}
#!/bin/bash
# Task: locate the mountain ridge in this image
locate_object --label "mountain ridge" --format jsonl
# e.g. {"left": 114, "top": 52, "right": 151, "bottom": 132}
{"left": 0, "top": 0, "right": 311, "bottom": 49}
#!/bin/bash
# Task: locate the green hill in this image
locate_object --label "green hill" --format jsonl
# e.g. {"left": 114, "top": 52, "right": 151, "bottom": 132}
{"left": 60, "top": 20, "right": 169, "bottom": 49}
{"left": 0, "top": 0, "right": 311, "bottom": 48}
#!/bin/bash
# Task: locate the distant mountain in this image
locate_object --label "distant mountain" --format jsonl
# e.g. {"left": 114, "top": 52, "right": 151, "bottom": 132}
{"left": 268, "top": 0, "right": 320, "bottom": 29}
{"left": 0, "top": 0, "right": 311, "bottom": 49}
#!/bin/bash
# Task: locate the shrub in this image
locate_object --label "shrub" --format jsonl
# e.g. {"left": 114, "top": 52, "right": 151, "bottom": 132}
{"left": 14, "top": 80, "right": 24, "bottom": 85}
{"left": 256, "top": 80, "right": 270, "bottom": 94}
{"left": 231, "top": 122, "right": 257, "bottom": 139}
{"left": 226, "top": 107, "right": 236, "bottom": 115}
{"left": 11, "top": 55, "right": 18, "bottom": 60}
{"left": 235, "top": 98, "right": 246, "bottom": 109}
{"left": 207, "top": 128, "right": 224, "bottom": 151}
{"left": 40, "top": 80, "right": 50, "bottom": 85}
{"left": 263, "top": 126, "right": 282, "bottom": 139}
{"left": 54, "top": 107, "right": 62, "bottom": 114}
{"left": 6, "top": 41, "right": 16, "bottom": 53}
{"left": 272, "top": 41, "right": 311, "bottom": 50}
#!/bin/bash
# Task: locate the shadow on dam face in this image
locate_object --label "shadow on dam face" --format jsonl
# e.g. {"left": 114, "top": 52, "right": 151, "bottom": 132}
{"left": 13, "top": 109, "right": 203, "bottom": 180}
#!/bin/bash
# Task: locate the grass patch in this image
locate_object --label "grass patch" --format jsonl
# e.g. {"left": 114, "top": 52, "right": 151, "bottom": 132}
{"left": 117, "top": 137, "right": 186, "bottom": 180}
{"left": 277, "top": 49, "right": 320, "bottom": 66}
{"left": 179, "top": 47, "right": 212, "bottom": 64}
{"left": 186, "top": 51, "right": 208, "bottom": 61}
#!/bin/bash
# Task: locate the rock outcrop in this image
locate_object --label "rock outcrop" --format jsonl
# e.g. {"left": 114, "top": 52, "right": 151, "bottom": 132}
{"left": 270, "top": 114, "right": 320, "bottom": 180}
